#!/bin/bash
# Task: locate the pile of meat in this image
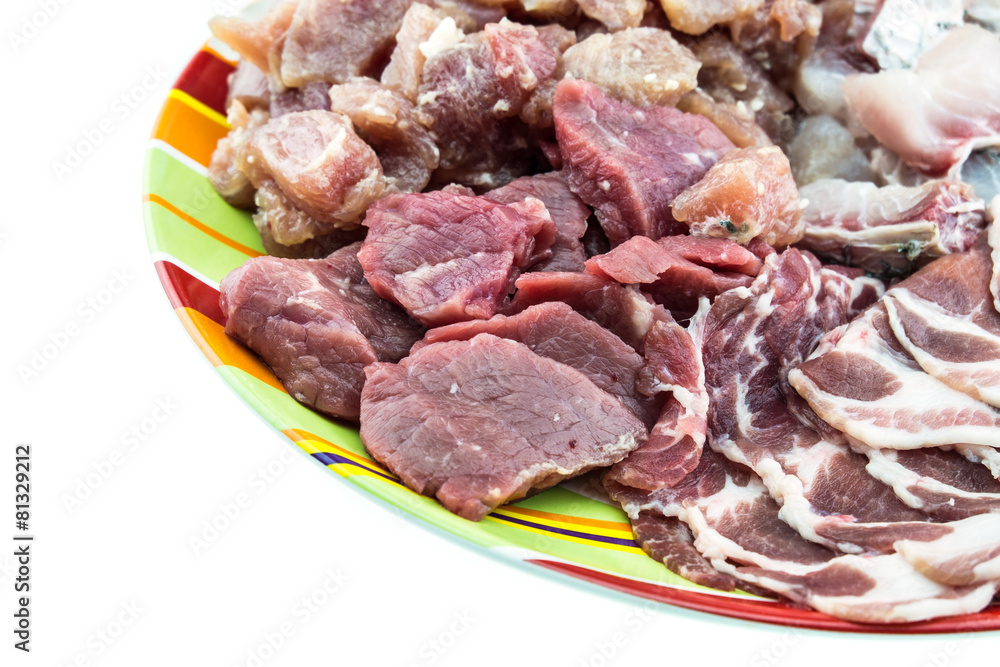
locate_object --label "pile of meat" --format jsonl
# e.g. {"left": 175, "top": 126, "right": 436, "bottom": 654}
{"left": 209, "top": 0, "right": 1000, "bottom": 624}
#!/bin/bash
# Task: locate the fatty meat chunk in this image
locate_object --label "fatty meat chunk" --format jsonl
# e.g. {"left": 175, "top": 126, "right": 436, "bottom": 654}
{"left": 553, "top": 78, "right": 734, "bottom": 245}
{"left": 676, "top": 89, "right": 773, "bottom": 149}
{"left": 359, "top": 334, "right": 647, "bottom": 521}
{"left": 660, "top": 0, "right": 764, "bottom": 35}
{"left": 253, "top": 181, "right": 368, "bottom": 258}
{"left": 245, "top": 110, "right": 385, "bottom": 243}
{"left": 576, "top": 0, "right": 646, "bottom": 30}
{"left": 329, "top": 78, "right": 440, "bottom": 193}
{"left": 561, "top": 28, "right": 700, "bottom": 108}
{"left": 220, "top": 244, "right": 424, "bottom": 421}
{"left": 358, "top": 190, "right": 556, "bottom": 326}
{"left": 381, "top": 4, "right": 470, "bottom": 103}
{"left": 672, "top": 145, "right": 804, "bottom": 247}
{"left": 280, "top": 0, "right": 416, "bottom": 87}
{"left": 208, "top": 101, "right": 270, "bottom": 210}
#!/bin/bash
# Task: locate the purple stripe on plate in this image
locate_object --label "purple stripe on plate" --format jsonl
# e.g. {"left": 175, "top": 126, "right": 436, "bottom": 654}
{"left": 490, "top": 512, "right": 638, "bottom": 548}
{"left": 311, "top": 451, "right": 398, "bottom": 483}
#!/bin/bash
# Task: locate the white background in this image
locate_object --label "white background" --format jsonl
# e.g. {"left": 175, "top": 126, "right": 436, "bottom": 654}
{"left": 2, "top": 0, "right": 997, "bottom": 665}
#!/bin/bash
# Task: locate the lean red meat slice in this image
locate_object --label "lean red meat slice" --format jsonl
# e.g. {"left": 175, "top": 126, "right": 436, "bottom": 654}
{"left": 219, "top": 244, "right": 424, "bottom": 421}
{"left": 410, "top": 302, "right": 665, "bottom": 428}
{"left": 553, "top": 78, "right": 734, "bottom": 245}
{"left": 358, "top": 190, "right": 555, "bottom": 327}
{"left": 842, "top": 24, "right": 1000, "bottom": 176}
{"left": 629, "top": 510, "right": 737, "bottom": 591}
{"left": 606, "top": 449, "right": 997, "bottom": 623}
{"left": 360, "top": 334, "right": 647, "bottom": 521}
{"left": 485, "top": 173, "right": 590, "bottom": 273}
{"left": 789, "top": 301, "right": 1000, "bottom": 449}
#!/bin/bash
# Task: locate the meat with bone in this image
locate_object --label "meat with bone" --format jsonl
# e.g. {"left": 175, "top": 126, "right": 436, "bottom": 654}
{"left": 358, "top": 189, "right": 555, "bottom": 327}
{"left": 796, "top": 179, "right": 987, "bottom": 277}
{"left": 584, "top": 236, "right": 755, "bottom": 317}
{"left": 606, "top": 448, "right": 997, "bottom": 622}
{"left": 279, "top": 0, "right": 416, "bottom": 87}
{"left": 842, "top": 24, "right": 1000, "bottom": 176}
{"left": 789, "top": 300, "right": 1000, "bottom": 450}
{"left": 553, "top": 78, "right": 735, "bottom": 245}
{"left": 244, "top": 110, "right": 385, "bottom": 243}
{"left": 219, "top": 244, "right": 424, "bottom": 422}
{"left": 360, "top": 333, "right": 647, "bottom": 521}
{"left": 699, "top": 249, "right": 949, "bottom": 555}
{"left": 671, "top": 145, "right": 803, "bottom": 247}
{"left": 484, "top": 172, "right": 590, "bottom": 273}
{"left": 329, "top": 78, "right": 440, "bottom": 194}
{"left": 412, "top": 302, "right": 665, "bottom": 428}
{"left": 560, "top": 28, "right": 701, "bottom": 108}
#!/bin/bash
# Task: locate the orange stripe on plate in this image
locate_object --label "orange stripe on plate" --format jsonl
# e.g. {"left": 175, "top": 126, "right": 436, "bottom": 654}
{"left": 175, "top": 306, "right": 285, "bottom": 392}
{"left": 500, "top": 506, "right": 632, "bottom": 533}
{"left": 151, "top": 93, "right": 229, "bottom": 167}
{"left": 145, "top": 193, "right": 262, "bottom": 258}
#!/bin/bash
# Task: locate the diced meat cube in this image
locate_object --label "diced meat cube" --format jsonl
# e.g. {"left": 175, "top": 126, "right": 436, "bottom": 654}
{"left": 220, "top": 244, "right": 424, "bottom": 421}
{"left": 253, "top": 181, "right": 368, "bottom": 258}
{"left": 553, "top": 79, "right": 734, "bottom": 245}
{"left": 676, "top": 89, "right": 773, "bottom": 149}
{"left": 381, "top": 5, "right": 470, "bottom": 103}
{"left": 660, "top": 0, "right": 764, "bottom": 35}
{"left": 358, "top": 190, "right": 556, "bottom": 326}
{"left": 576, "top": 0, "right": 646, "bottom": 30}
{"left": 359, "top": 333, "right": 647, "bottom": 520}
{"left": 484, "top": 20, "right": 559, "bottom": 108}
{"left": 245, "top": 110, "right": 385, "bottom": 242}
{"left": 672, "top": 145, "right": 804, "bottom": 247}
{"left": 329, "top": 78, "right": 440, "bottom": 193}
{"left": 208, "top": 101, "right": 270, "bottom": 210}
{"left": 485, "top": 172, "right": 590, "bottom": 272}
{"left": 280, "top": 0, "right": 416, "bottom": 87}
{"left": 562, "top": 28, "right": 700, "bottom": 108}
{"left": 225, "top": 61, "right": 270, "bottom": 112}
{"left": 269, "top": 81, "right": 332, "bottom": 117}
{"left": 209, "top": 1, "right": 297, "bottom": 73}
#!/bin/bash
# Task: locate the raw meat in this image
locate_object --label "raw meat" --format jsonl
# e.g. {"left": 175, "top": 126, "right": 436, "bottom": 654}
{"left": 659, "top": 0, "right": 765, "bottom": 35}
{"left": 253, "top": 182, "right": 368, "bottom": 258}
{"left": 358, "top": 189, "right": 555, "bottom": 326}
{"left": 208, "top": 101, "right": 270, "bottom": 210}
{"left": 553, "top": 79, "right": 734, "bottom": 245}
{"left": 676, "top": 89, "right": 773, "bottom": 149}
{"left": 360, "top": 333, "right": 647, "bottom": 520}
{"left": 629, "top": 510, "right": 737, "bottom": 590}
{"left": 786, "top": 115, "right": 874, "bottom": 186}
{"left": 576, "top": 0, "right": 645, "bottom": 30}
{"left": 381, "top": 6, "right": 470, "bottom": 103}
{"left": 220, "top": 244, "right": 424, "bottom": 421}
{"left": 269, "top": 81, "right": 332, "bottom": 117}
{"left": 209, "top": 2, "right": 297, "bottom": 73}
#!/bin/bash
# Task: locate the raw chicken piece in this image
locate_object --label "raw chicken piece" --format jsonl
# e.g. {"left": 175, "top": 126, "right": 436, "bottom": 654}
{"left": 225, "top": 61, "right": 270, "bottom": 112}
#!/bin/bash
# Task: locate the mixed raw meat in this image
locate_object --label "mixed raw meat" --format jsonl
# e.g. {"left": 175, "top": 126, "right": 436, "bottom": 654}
{"left": 209, "top": 0, "right": 1000, "bottom": 624}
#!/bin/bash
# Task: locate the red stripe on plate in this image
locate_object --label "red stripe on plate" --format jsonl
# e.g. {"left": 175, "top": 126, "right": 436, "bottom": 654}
{"left": 527, "top": 559, "right": 1000, "bottom": 634}
{"left": 173, "top": 49, "right": 235, "bottom": 117}
{"left": 154, "top": 260, "right": 225, "bottom": 327}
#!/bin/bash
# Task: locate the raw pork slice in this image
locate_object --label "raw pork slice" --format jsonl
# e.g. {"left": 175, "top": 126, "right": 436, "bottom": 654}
{"left": 485, "top": 172, "right": 590, "bottom": 273}
{"left": 553, "top": 79, "right": 734, "bottom": 245}
{"left": 412, "top": 302, "right": 665, "bottom": 428}
{"left": 358, "top": 189, "right": 555, "bottom": 326}
{"left": 606, "top": 448, "right": 997, "bottom": 623}
{"left": 843, "top": 25, "right": 1000, "bottom": 176}
{"left": 360, "top": 334, "right": 647, "bottom": 520}
{"left": 796, "top": 179, "right": 986, "bottom": 276}
{"left": 220, "top": 244, "right": 424, "bottom": 421}
{"left": 629, "top": 510, "right": 737, "bottom": 590}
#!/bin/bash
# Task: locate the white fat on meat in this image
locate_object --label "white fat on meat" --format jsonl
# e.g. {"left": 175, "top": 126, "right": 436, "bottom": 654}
{"left": 896, "top": 513, "right": 1000, "bottom": 586}
{"left": 989, "top": 196, "right": 1000, "bottom": 313}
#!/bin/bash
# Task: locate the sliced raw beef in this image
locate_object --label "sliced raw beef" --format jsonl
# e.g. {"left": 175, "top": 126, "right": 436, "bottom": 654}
{"left": 882, "top": 244, "right": 1000, "bottom": 407}
{"left": 605, "top": 302, "right": 710, "bottom": 491}
{"left": 484, "top": 172, "right": 589, "bottom": 272}
{"left": 796, "top": 179, "right": 987, "bottom": 276}
{"left": 860, "top": 446, "right": 1000, "bottom": 521}
{"left": 630, "top": 510, "right": 737, "bottom": 591}
{"left": 358, "top": 189, "right": 555, "bottom": 327}
{"left": 329, "top": 78, "right": 440, "bottom": 194}
{"left": 560, "top": 28, "right": 700, "bottom": 108}
{"left": 280, "top": 0, "right": 415, "bottom": 86}
{"left": 253, "top": 181, "right": 368, "bottom": 258}
{"left": 672, "top": 146, "right": 803, "bottom": 247}
{"left": 553, "top": 79, "right": 735, "bottom": 245}
{"left": 606, "top": 448, "right": 997, "bottom": 623}
{"left": 209, "top": 2, "right": 297, "bottom": 73}
{"left": 219, "top": 244, "right": 424, "bottom": 421}
{"left": 245, "top": 110, "right": 385, "bottom": 242}
{"left": 585, "top": 236, "right": 754, "bottom": 316}
{"left": 507, "top": 272, "right": 664, "bottom": 350}
{"left": 700, "top": 249, "right": 948, "bottom": 555}
{"left": 412, "top": 302, "right": 665, "bottom": 427}
{"left": 842, "top": 25, "right": 1000, "bottom": 176}
{"left": 789, "top": 302, "right": 1000, "bottom": 449}
{"left": 360, "top": 334, "right": 647, "bottom": 520}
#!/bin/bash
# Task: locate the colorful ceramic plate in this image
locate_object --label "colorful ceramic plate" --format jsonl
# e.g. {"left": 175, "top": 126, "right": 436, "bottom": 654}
{"left": 142, "top": 42, "right": 1000, "bottom": 635}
